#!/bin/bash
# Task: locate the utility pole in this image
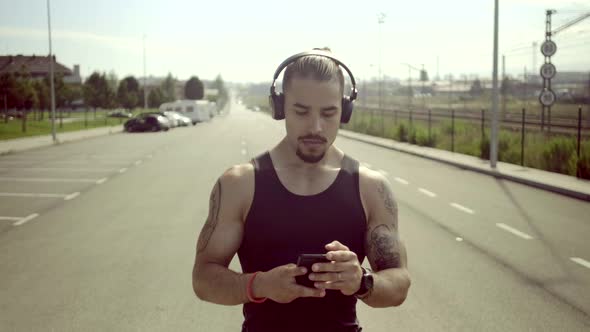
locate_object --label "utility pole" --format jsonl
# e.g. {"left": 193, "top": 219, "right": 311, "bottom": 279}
{"left": 421, "top": 64, "right": 426, "bottom": 111}
{"left": 436, "top": 56, "right": 440, "bottom": 81}
{"left": 502, "top": 54, "right": 506, "bottom": 121}
{"left": 490, "top": 0, "right": 500, "bottom": 168}
{"left": 143, "top": 34, "right": 148, "bottom": 110}
{"left": 538, "top": 10, "right": 589, "bottom": 132}
{"left": 532, "top": 42, "right": 538, "bottom": 83}
{"left": 47, "top": 0, "right": 56, "bottom": 143}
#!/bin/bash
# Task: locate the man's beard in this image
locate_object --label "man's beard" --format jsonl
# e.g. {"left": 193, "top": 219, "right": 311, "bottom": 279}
{"left": 296, "top": 147, "right": 325, "bottom": 163}
{"left": 295, "top": 135, "right": 328, "bottom": 164}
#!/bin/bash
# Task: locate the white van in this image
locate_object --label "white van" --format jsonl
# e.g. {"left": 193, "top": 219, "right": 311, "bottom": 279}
{"left": 159, "top": 100, "right": 210, "bottom": 125}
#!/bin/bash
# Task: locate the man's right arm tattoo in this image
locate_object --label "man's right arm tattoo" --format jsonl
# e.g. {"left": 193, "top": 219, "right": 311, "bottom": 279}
{"left": 197, "top": 180, "right": 222, "bottom": 253}
{"left": 368, "top": 224, "right": 402, "bottom": 270}
{"left": 367, "top": 179, "right": 401, "bottom": 270}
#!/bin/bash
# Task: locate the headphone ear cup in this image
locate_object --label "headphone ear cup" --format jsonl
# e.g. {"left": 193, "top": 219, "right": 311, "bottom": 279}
{"left": 340, "top": 96, "right": 353, "bottom": 123}
{"left": 270, "top": 93, "right": 285, "bottom": 120}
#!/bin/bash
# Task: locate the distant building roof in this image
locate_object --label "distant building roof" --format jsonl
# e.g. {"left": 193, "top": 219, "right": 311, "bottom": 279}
{"left": 0, "top": 55, "right": 73, "bottom": 77}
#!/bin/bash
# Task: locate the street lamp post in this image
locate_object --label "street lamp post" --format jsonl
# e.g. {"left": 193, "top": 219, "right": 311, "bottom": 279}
{"left": 47, "top": 0, "right": 56, "bottom": 142}
{"left": 143, "top": 35, "right": 148, "bottom": 110}
{"left": 491, "top": 0, "right": 500, "bottom": 168}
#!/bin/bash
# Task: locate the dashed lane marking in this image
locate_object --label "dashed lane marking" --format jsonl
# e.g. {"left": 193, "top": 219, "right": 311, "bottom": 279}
{"left": 450, "top": 203, "right": 475, "bottom": 215}
{"left": 418, "top": 188, "right": 437, "bottom": 198}
{"left": 496, "top": 223, "right": 534, "bottom": 240}
{"left": 394, "top": 177, "right": 409, "bottom": 185}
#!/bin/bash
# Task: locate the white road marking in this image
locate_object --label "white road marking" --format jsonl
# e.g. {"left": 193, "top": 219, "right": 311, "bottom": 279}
{"left": 570, "top": 257, "right": 590, "bottom": 269}
{"left": 119, "top": 168, "right": 128, "bottom": 173}
{"left": 0, "top": 160, "right": 126, "bottom": 165}
{"left": 394, "top": 177, "right": 409, "bottom": 185}
{"left": 96, "top": 178, "right": 107, "bottom": 184}
{"left": 496, "top": 223, "right": 534, "bottom": 240}
{"left": 134, "top": 160, "right": 142, "bottom": 166}
{"left": 456, "top": 237, "right": 463, "bottom": 242}
{"left": 0, "top": 192, "right": 68, "bottom": 198}
{"left": 13, "top": 213, "right": 39, "bottom": 226}
{"left": 0, "top": 177, "right": 98, "bottom": 183}
{"left": 241, "top": 149, "right": 247, "bottom": 155}
{"left": 0, "top": 167, "right": 114, "bottom": 172}
{"left": 241, "top": 141, "right": 247, "bottom": 146}
{"left": 418, "top": 188, "right": 437, "bottom": 197}
{"left": 450, "top": 203, "right": 475, "bottom": 215}
{"left": 64, "top": 192, "right": 80, "bottom": 201}
{"left": 377, "top": 170, "right": 389, "bottom": 176}
{"left": 361, "top": 162, "right": 372, "bottom": 169}
{"left": 0, "top": 216, "right": 21, "bottom": 221}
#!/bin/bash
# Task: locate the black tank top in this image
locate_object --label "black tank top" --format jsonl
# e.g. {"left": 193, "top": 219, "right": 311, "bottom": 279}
{"left": 237, "top": 151, "right": 367, "bottom": 332}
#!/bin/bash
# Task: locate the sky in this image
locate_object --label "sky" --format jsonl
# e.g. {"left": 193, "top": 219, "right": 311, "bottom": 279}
{"left": 0, "top": 0, "right": 589, "bottom": 83}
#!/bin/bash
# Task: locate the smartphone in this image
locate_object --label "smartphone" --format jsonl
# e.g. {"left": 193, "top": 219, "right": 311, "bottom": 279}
{"left": 296, "top": 254, "right": 331, "bottom": 288}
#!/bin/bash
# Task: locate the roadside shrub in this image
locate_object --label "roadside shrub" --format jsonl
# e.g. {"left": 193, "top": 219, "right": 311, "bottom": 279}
{"left": 542, "top": 137, "right": 576, "bottom": 175}
{"left": 396, "top": 123, "right": 409, "bottom": 142}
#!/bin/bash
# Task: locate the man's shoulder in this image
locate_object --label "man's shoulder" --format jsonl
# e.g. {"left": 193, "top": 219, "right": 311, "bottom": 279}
{"left": 357, "top": 163, "right": 388, "bottom": 186}
{"left": 219, "top": 162, "right": 255, "bottom": 188}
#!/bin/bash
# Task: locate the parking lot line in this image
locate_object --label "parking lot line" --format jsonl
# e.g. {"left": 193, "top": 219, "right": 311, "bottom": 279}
{"left": 64, "top": 192, "right": 80, "bottom": 200}
{"left": 0, "top": 192, "right": 68, "bottom": 198}
{"left": 13, "top": 213, "right": 39, "bottom": 226}
{"left": 0, "top": 216, "right": 22, "bottom": 221}
{"left": 0, "top": 177, "right": 99, "bottom": 183}
{"left": 570, "top": 257, "right": 590, "bottom": 269}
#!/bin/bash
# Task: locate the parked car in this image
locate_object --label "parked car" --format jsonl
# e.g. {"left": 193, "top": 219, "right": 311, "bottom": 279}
{"left": 170, "top": 111, "right": 191, "bottom": 126}
{"left": 107, "top": 109, "right": 133, "bottom": 118}
{"left": 159, "top": 100, "right": 210, "bottom": 125}
{"left": 124, "top": 113, "right": 170, "bottom": 132}
{"left": 161, "top": 111, "right": 180, "bottom": 128}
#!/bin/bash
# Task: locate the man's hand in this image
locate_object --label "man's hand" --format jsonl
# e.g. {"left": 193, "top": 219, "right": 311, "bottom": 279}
{"left": 308, "top": 240, "right": 363, "bottom": 296}
{"left": 254, "top": 264, "right": 326, "bottom": 303}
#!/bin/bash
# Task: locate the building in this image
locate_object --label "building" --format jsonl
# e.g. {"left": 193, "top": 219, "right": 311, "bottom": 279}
{"left": 0, "top": 55, "right": 81, "bottom": 84}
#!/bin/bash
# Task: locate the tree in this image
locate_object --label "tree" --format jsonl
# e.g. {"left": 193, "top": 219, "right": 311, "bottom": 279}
{"left": 185, "top": 76, "right": 204, "bottom": 100}
{"left": 117, "top": 78, "right": 139, "bottom": 110}
{"left": 33, "top": 79, "right": 49, "bottom": 120}
{"left": 84, "top": 71, "right": 110, "bottom": 111}
{"left": 0, "top": 73, "right": 19, "bottom": 122}
{"left": 470, "top": 79, "right": 483, "bottom": 97}
{"left": 212, "top": 74, "right": 228, "bottom": 110}
{"left": 148, "top": 87, "right": 164, "bottom": 108}
{"left": 160, "top": 73, "right": 177, "bottom": 102}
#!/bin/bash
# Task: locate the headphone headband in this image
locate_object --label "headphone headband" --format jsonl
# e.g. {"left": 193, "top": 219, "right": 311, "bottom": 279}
{"left": 270, "top": 50, "right": 357, "bottom": 101}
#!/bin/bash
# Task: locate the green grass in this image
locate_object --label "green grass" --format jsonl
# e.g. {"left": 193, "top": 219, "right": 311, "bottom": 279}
{"left": 0, "top": 108, "right": 158, "bottom": 141}
{"left": 344, "top": 108, "right": 590, "bottom": 179}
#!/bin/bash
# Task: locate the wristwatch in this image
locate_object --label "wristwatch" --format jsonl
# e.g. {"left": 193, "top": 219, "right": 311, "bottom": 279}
{"left": 354, "top": 267, "right": 374, "bottom": 299}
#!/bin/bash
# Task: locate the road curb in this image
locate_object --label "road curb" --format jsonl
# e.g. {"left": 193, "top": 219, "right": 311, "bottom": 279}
{"left": 0, "top": 126, "right": 124, "bottom": 156}
{"left": 338, "top": 131, "right": 590, "bottom": 202}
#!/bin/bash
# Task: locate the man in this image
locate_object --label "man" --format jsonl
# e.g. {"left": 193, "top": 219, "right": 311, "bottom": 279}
{"left": 192, "top": 48, "right": 410, "bottom": 332}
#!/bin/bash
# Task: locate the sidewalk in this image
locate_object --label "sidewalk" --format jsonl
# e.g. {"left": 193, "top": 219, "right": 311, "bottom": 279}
{"left": 339, "top": 129, "right": 590, "bottom": 202}
{"left": 0, "top": 125, "right": 124, "bottom": 155}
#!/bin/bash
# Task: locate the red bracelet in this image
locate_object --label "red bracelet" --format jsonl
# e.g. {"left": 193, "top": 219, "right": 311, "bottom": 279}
{"left": 247, "top": 272, "right": 267, "bottom": 303}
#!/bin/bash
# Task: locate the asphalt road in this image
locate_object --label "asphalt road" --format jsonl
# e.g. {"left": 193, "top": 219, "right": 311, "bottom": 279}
{"left": 0, "top": 101, "right": 589, "bottom": 331}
